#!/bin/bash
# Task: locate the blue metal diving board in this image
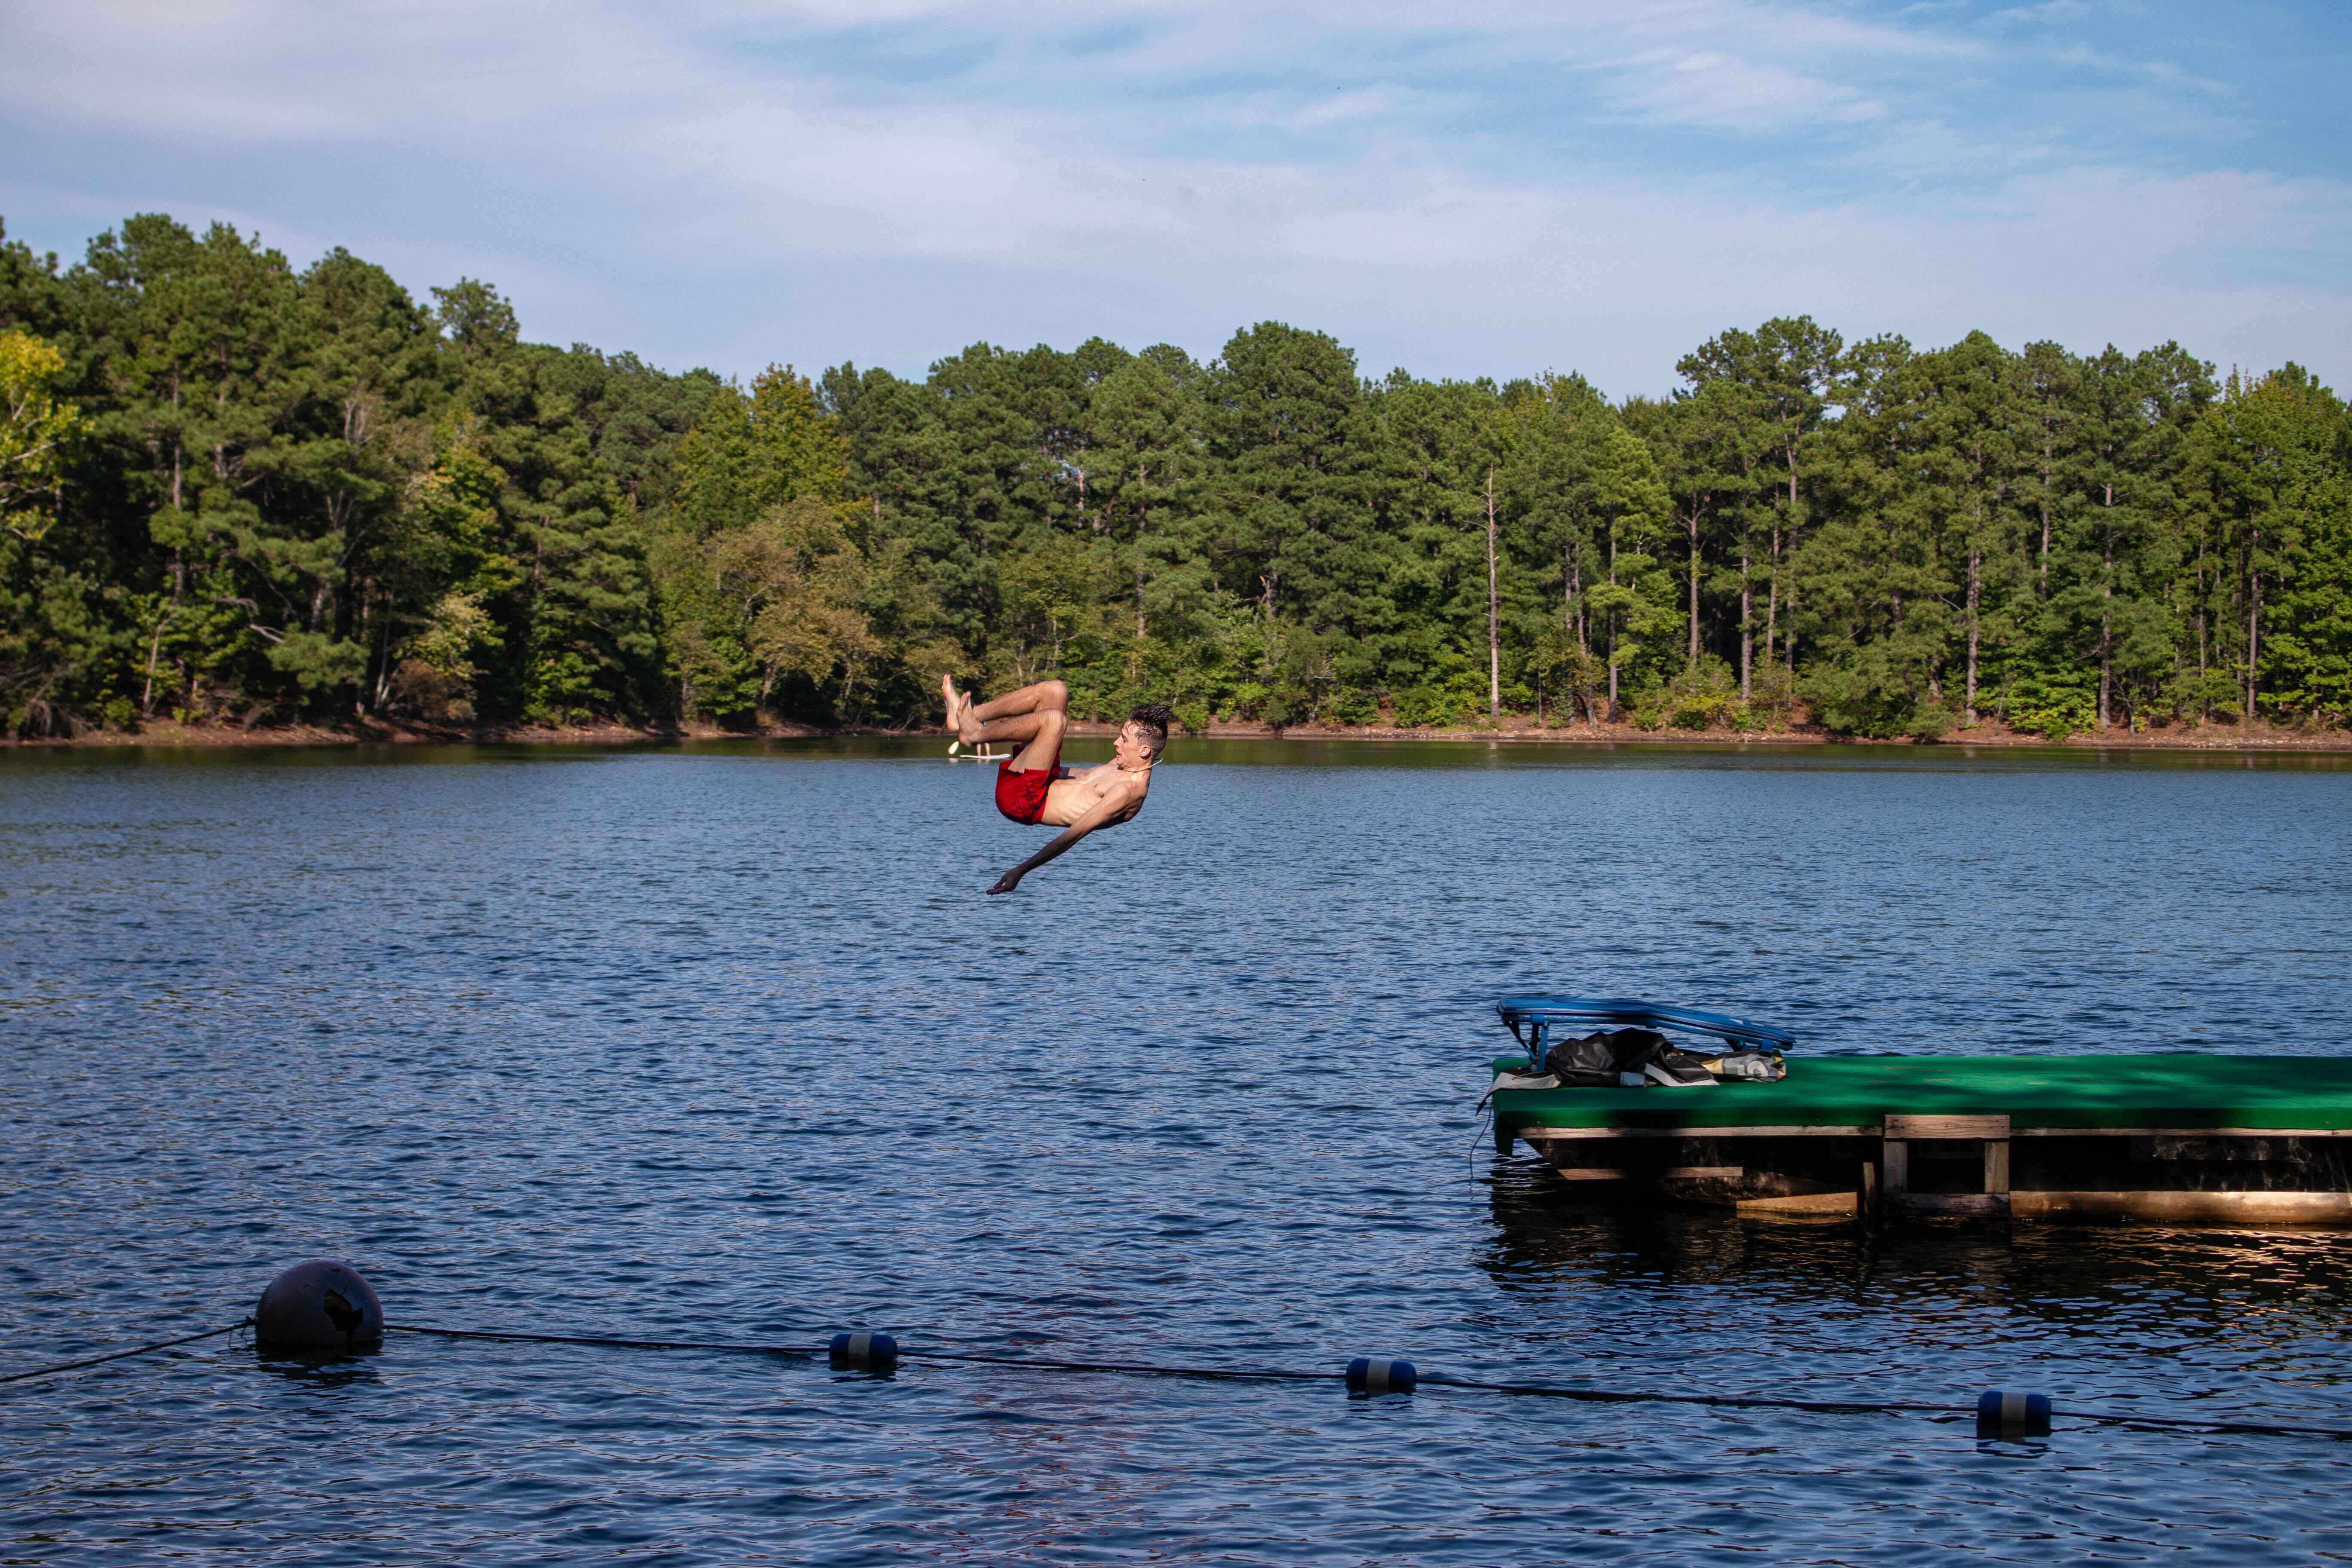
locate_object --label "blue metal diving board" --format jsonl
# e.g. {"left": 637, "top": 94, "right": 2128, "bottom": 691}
{"left": 1494, "top": 996, "right": 1798, "bottom": 1055}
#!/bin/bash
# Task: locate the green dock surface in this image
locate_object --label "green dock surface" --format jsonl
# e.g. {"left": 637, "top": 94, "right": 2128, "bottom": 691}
{"left": 1491, "top": 1055, "right": 2352, "bottom": 1151}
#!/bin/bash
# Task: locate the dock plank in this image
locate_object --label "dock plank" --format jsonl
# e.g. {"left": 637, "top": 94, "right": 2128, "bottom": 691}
{"left": 1492, "top": 1056, "right": 2352, "bottom": 1153}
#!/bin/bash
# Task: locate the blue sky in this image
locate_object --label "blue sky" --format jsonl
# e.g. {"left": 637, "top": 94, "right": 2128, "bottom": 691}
{"left": 3, "top": 0, "right": 2347, "bottom": 395}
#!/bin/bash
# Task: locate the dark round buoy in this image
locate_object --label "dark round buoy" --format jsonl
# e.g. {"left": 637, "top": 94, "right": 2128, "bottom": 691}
{"left": 254, "top": 1261, "right": 383, "bottom": 1355}
{"left": 829, "top": 1331, "right": 898, "bottom": 1374}
{"left": 1976, "top": 1388, "right": 2052, "bottom": 1439}
{"left": 1346, "top": 1357, "right": 1416, "bottom": 1396}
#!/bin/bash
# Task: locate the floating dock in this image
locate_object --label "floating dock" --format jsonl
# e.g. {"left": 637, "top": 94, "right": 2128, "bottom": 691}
{"left": 1491, "top": 1055, "right": 2352, "bottom": 1225}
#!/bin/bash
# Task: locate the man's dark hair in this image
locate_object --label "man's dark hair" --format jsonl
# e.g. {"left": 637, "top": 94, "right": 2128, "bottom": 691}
{"left": 1126, "top": 703, "right": 1176, "bottom": 755}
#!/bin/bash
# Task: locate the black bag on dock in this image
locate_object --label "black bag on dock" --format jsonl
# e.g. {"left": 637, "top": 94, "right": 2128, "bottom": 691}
{"left": 1540, "top": 1029, "right": 1772, "bottom": 1088}
{"left": 1545, "top": 1028, "right": 1672, "bottom": 1087}
{"left": 1642, "top": 1043, "right": 1720, "bottom": 1087}
{"left": 1542, "top": 1031, "right": 1618, "bottom": 1086}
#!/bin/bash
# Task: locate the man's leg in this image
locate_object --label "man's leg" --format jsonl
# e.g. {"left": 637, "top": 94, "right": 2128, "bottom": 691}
{"left": 960, "top": 679, "right": 1069, "bottom": 769}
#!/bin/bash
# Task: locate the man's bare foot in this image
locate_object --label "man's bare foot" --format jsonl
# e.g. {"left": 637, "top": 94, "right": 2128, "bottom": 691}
{"left": 940, "top": 674, "right": 966, "bottom": 739}
{"left": 952, "top": 686, "right": 985, "bottom": 744}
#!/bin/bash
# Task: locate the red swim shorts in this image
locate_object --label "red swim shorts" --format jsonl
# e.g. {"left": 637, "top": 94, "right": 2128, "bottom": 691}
{"left": 994, "top": 748, "right": 1062, "bottom": 826}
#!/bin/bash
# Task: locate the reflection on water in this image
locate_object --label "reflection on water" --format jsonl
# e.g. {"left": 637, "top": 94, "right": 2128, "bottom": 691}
{"left": 1485, "top": 1158, "right": 2352, "bottom": 1327}
{"left": 252, "top": 1344, "right": 386, "bottom": 1390}
{"left": 5, "top": 739, "right": 2352, "bottom": 1564}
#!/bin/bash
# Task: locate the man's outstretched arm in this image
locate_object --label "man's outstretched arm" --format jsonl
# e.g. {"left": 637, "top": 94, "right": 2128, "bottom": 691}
{"left": 986, "top": 789, "right": 1135, "bottom": 895}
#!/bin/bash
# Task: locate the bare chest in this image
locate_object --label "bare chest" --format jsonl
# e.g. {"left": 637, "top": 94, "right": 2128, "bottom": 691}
{"left": 1041, "top": 766, "right": 1146, "bottom": 827}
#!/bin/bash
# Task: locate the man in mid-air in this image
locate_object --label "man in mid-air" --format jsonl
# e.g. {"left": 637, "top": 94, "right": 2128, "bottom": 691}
{"left": 942, "top": 676, "right": 1173, "bottom": 895}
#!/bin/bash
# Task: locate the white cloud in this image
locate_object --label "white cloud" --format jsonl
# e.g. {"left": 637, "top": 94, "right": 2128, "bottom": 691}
{"left": 0, "top": 0, "right": 2343, "bottom": 396}
{"left": 1605, "top": 48, "right": 1889, "bottom": 130}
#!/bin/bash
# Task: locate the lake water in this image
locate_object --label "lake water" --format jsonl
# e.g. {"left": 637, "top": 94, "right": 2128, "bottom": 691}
{"left": 6, "top": 738, "right": 2352, "bottom": 1565}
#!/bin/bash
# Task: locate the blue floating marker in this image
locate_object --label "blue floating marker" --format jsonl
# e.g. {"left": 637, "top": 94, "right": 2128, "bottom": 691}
{"left": 1976, "top": 1389, "right": 2052, "bottom": 1438}
{"left": 830, "top": 1331, "right": 898, "bottom": 1374}
{"left": 1346, "top": 1357, "right": 1416, "bottom": 1396}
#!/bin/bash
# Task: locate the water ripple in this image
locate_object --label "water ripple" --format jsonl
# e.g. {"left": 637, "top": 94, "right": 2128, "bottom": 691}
{"left": 4, "top": 739, "right": 2351, "bottom": 1564}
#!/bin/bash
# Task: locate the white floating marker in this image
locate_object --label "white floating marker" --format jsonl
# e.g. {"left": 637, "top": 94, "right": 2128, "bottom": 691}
{"left": 830, "top": 1331, "right": 898, "bottom": 1374}
{"left": 1346, "top": 1357, "right": 1416, "bottom": 1396}
{"left": 1976, "top": 1389, "right": 2052, "bottom": 1438}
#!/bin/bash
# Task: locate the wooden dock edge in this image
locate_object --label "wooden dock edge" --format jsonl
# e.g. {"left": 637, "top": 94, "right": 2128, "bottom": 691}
{"left": 1514, "top": 1126, "right": 2352, "bottom": 1225}
{"left": 1736, "top": 1191, "right": 1858, "bottom": 1220}
{"left": 2010, "top": 1191, "right": 2352, "bottom": 1225}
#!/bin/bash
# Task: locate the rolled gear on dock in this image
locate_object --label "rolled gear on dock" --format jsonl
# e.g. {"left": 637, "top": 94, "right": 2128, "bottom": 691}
{"left": 1485, "top": 997, "right": 2352, "bottom": 1225}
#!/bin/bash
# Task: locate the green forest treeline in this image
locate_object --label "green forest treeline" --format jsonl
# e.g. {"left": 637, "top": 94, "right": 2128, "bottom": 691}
{"left": 4, "top": 214, "right": 2349, "bottom": 741}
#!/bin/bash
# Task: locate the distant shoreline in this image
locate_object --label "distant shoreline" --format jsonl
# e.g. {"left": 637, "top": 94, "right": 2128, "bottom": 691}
{"left": 11, "top": 715, "right": 2352, "bottom": 754}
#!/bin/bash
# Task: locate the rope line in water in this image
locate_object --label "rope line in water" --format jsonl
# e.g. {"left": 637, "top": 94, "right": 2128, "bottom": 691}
{"left": 389, "top": 1323, "right": 818, "bottom": 1359}
{"left": 1417, "top": 1374, "right": 2352, "bottom": 1439}
{"left": 2058, "top": 1409, "right": 2352, "bottom": 1441}
{"left": 1418, "top": 1371, "right": 1954, "bottom": 1419}
{"left": 391, "top": 1327, "right": 1930, "bottom": 1407}
{"left": 389, "top": 1325, "right": 1331, "bottom": 1385}
{"left": 0, "top": 1319, "right": 251, "bottom": 1386}
{"left": 897, "top": 1347, "right": 1340, "bottom": 1385}
{"left": 391, "top": 1322, "right": 2352, "bottom": 1439}
{"left": 18, "top": 1316, "right": 2352, "bottom": 1442}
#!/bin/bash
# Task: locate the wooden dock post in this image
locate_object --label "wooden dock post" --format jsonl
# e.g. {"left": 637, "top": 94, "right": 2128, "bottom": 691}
{"left": 1883, "top": 1114, "right": 2011, "bottom": 1219}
